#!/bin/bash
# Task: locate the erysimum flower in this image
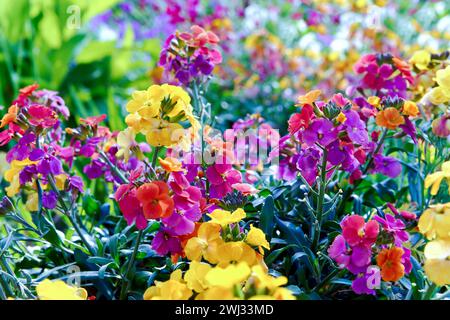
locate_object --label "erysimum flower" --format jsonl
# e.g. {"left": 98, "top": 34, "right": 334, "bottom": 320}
{"left": 376, "top": 247, "right": 405, "bottom": 282}
{"left": 245, "top": 224, "right": 270, "bottom": 254}
{"left": 409, "top": 50, "right": 431, "bottom": 71}
{"left": 207, "top": 208, "right": 246, "bottom": 226}
{"left": 373, "top": 154, "right": 402, "bottom": 178}
{"left": 295, "top": 89, "right": 322, "bottom": 106}
{"left": 184, "top": 261, "right": 212, "bottom": 293}
{"left": 424, "top": 161, "right": 450, "bottom": 195}
{"left": 136, "top": 181, "right": 174, "bottom": 219}
{"left": 204, "top": 262, "right": 251, "bottom": 289}
{"left": 418, "top": 203, "right": 450, "bottom": 240}
{"left": 36, "top": 279, "right": 87, "bottom": 300}
{"left": 376, "top": 107, "right": 405, "bottom": 129}
{"left": 423, "top": 239, "right": 450, "bottom": 286}
{"left": 144, "top": 269, "right": 192, "bottom": 300}
{"left": 302, "top": 118, "right": 337, "bottom": 147}
{"left": 341, "top": 215, "right": 379, "bottom": 248}
{"left": 205, "top": 164, "right": 242, "bottom": 198}
{"left": 184, "top": 222, "right": 223, "bottom": 263}
{"left": 115, "top": 184, "right": 147, "bottom": 230}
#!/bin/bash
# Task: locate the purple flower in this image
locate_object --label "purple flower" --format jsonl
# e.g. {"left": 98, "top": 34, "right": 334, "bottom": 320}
{"left": 67, "top": 176, "right": 84, "bottom": 193}
{"left": 343, "top": 110, "right": 369, "bottom": 145}
{"left": 302, "top": 118, "right": 337, "bottom": 147}
{"left": 19, "top": 165, "right": 37, "bottom": 185}
{"left": 373, "top": 154, "right": 402, "bottom": 178}
{"left": 151, "top": 227, "right": 182, "bottom": 256}
{"left": 399, "top": 117, "right": 417, "bottom": 144}
{"left": 6, "top": 132, "right": 35, "bottom": 162}
{"left": 29, "top": 149, "right": 62, "bottom": 176}
{"left": 328, "top": 235, "right": 372, "bottom": 275}
{"left": 374, "top": 214, "right": 409, "bottom": 246}
{"left": 162, "top": 204, "right": 202, "bottom": 236}
{"left": 297, "top": 147, "right": 320, "bottom": 185}
{"left": 352, "top": 272, "right": 376, "bottom": 295}
{"left": 42, "top": 191, "right": 58, "bottom": 209}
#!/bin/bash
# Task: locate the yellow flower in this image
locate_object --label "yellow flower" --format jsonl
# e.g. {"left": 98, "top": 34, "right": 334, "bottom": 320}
{"left": 423, "top": 239, "right": 450, "bottom": 286}
{"left": 216, "top": 241, "right": 258, "bottom": 267}
{"left": 409, "top": 50, "right": 431, "bottom": 71}
{"left": 159, "top": 157, "right": 184, "bottom": 172}
{"left": 428, "top": 87, "right": 450, "bottom": 105}
{"left": 336, "top": 112, "right": 347, "bottom": 124}
{"left": 402, "top": 101, "right": 419, "bottom": 117}
{"left": 4, "top": 159, "right": 36, "bottom": 197}
{"left": 424, "top": 161, "right": 450, "bottom": 195}
{"left": 367, "top": 96, "right": 381, "bottom": 108}
{"left": 36, "top": 279, "right": 87, "bottom": 300}
{"left": 245, "top": 225, "right": 270, "bottom": 254}
{"left": 184, "top": 261, "right": 212, "bottom": 293}
{"left": 205, "top": 262, "right": 251, "bottom": 289}
{"left": 207, "top": 208, "right": 246, "bottom": 226}
{"left": 418, "top": 203, "right": 450, "bottom": 240}
{"left": 116, "top": 128, "right": 137, "bottom": 162}
{"left": 271, "top": 288, "right": 296, "bottom": 300}
{"left": 145, "top": 120, "right": 184, "bottom": 147}
{"left": 295, "top": 90, "right": 322, "bottom": 106}
{"left": 143, "top": 269, "right": 192, "bottom": 300}
{"left": 55, "top": 174, "right": 67, "bottom": 190}
{"left": 26, "top": 193, "right": 39, "bottom": 212}
{"left": 250, "top": 265, "right": 287, "bottom": 291}
{"left": 184, "top": 223, "right": 223, "bottom": 264}
{"left": 435, "top": 65, "right": 450, "bottom": 92}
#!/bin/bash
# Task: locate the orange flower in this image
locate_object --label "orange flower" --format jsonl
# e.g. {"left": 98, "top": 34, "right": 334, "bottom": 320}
{"left": 376, "top": 247, "right": 405, "bottom": 282}
{"left": 136, "top": 181, "right": 174, "bottom": 219}
{"left": 159, "top": 157, "right": 184, "bottom": 172}
{"left": 295, "top": 89, "right": 322, "bottom": 106}
{"left": 402, "top": 101, "right": 419, "bottom": 117}
{"left": 375, "top": 107, "right": 405, "bottom": 129}
{"left": 0, "top": 105, "right": 19, "bottom": 128}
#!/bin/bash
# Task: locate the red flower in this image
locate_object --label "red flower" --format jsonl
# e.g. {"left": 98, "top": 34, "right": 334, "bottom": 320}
{"left": 136, "top": 181, "right": 174, "bottom": 219}
{"left": 341, "top": 215, "right": 379, "bottom": 248}
{"left": 288, "top": 104, "right": 314, "bottom": 135}
{"left": 115, "top": 184, "right": 147, "bottom": 230}
{"left": 27, "top": 105, "right": 58, "bottom": 128}
{"left": 80, "top": 114, "right": 107, "bottom": 127}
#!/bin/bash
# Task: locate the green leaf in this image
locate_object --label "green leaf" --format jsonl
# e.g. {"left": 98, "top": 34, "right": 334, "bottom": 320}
{"left": 259, "top": 195, "right": 275, "bottom": 241}
{"left": 76, "top": 41, "right": 115, "bottom": 64}
{"left": 39, "top": 10, "right": 62, "bottom": 49}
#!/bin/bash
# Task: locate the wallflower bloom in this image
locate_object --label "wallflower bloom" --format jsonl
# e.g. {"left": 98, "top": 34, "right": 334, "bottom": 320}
{"left": 295, "top": 89, "right": 322, "bottom": 106}
{"left": 402, "top": 101, "right": 419, "bottom": 117}
{"left": 376, "top": 247, "right": 405, "bottom": 282}
{"left": 185, "top": 222, "right": 223, "bottom": 263}
{"left": 245, "top": 224, "right": 270, "bottom": 254}
{"left": 207, "top": 208, "right": 246, "bottom": 226}
{"left": 36, "top": 279, "right": 87, "bottom": 300}
{"left": 115, "top": 184, "right": 147, "bottom": 230}
{"left": 204, "top": 262, "right": 251, "bottom": 289}
{"left": 184, "top": 261, "right": 212, "bottom": 293}
{"left": 206, "top": 164, "right": 242, "bottom": 198}
{"left": 409, "top": 50, "right": 431, "bottom": 70}
{"left": 418, "top": 203, "right": 450, "bottom": 240}
{"left": 144, "top": 269, "right": 192, "bottom": 300}
{"left": 423, "top": 239, "right": 450, "bottom": 286}
{"left": 424, "top": 161, "right": 450, "bottom": 195}
{"left": 376, "top": 107, "right": 405, "bottom": 129}
{"left": 341, "top": 215, "right": 379, "bottom": 248}
{"left": 136, "top": 181, "right": 174, "bottom": 219}
{"left": 159, "top": 157, "right": 184, "bottom": 172}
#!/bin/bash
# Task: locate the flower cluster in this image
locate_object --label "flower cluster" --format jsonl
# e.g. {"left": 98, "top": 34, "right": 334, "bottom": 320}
{"left": 125, "top": 84, "right": 199, "bottom": 148}
{"left": 329, "top": 206, "right": 413, "bottom": 295}
{"left": 0, "top": 84, "right": 83, "bottom": 211}
{"left": 159, "top": 25, "right": 222, "bottom": 85}
{"left": 144, "top": 208, "right": 294, "bottom": 300}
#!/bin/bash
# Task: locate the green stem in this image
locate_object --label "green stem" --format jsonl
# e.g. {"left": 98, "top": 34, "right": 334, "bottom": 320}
{"left": 99, "top": 151, "right": 128, "bottom": 184}
{"left": 47, "top": 175, "right": 95, "bottom": 255}
{"left": 312, "top": 149, "right": 328, "bottom": 251}
{"left": 151, "top": 146, "right": 160, "bottom": 169}
{"left": 120, "top": 229, "right": 144, "bottom": 300}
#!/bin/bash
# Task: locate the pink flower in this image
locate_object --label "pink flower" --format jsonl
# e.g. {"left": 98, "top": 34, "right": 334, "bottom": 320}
{"left": 114, "top": 184, "right": 147, "bottom": 230}
{"left": 328, "top": 235, "right": 372, "bottom": 275}
{"left": 341, "top": 215, "right": 379, "bottom": 248}
{"left": 205, "top": 164, "right": 242, "bottom": 198}
{"left": 27, "top": 104, "right": 58, "bottom": 128}
{"left": 232, "top": 183, "right": 257, "bottom": 195}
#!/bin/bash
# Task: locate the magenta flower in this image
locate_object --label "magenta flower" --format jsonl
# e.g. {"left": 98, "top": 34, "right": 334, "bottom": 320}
{"left": 170, "top": 172, "right": 202, "bottom": 210}
{"left": 352, "top": 272, "right": 376, "bottom": 295}
{"left": 373, "top": 214, "right": 409, "bottom": 246}
{"left": 205, "top": 163, "right": 242, "bottom": 198}
{"left": 341, "top": 215, "right": 379, "bottom": 248}
{"left": 151, "top": 227, "right": 182, "bottom": 256}
{"left": 343, "top": 110, "right": 369, "bottom": 145}
{"left": 302, "top": 118, "right": 337, "bottom": 147}
{"left": 162, "top": 204, "right": 202, "bottom": 236}
{"left": 328, "top": 235, "right": 372, "bottom": 275}
{"left": 114, "top": 184, "right": 147, "bottom": 230}
{"left": 373, "top": 154, "right": 402, "bottom": 178}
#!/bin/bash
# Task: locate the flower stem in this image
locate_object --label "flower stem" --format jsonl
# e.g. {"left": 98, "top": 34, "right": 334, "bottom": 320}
{"left": 312, "top": 148, "right": 328, "bottom": 252}
{"left": 99, "top": 151, "right": 128, "bottom": 184}
{"left": 337, "top": 128, "right": 388, "bottom": 214}
{"left": 119, "top": 229, "right": 144, "bottom": 300}
{"left": 151, "top": 146, "right": 160, "bottom": 169}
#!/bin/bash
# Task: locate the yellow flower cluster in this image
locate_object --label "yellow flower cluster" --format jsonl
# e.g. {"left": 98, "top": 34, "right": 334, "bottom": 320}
{"left": 425, "top": 161, "right": 450, "bottom": 196}
{"left": 144, "top": 208, "right": 294, "bottom": 300}
{"left": 418, "top": 203, "right": 450, "bottom": 286}
{"left": 428, "top": 65, "right": 450, "bottom": 105}
{"left": 36, "top": 279, "right": 87, "bottom": 300}
{"left": 125, "top": 84, "right": 199, "bottom": 149}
